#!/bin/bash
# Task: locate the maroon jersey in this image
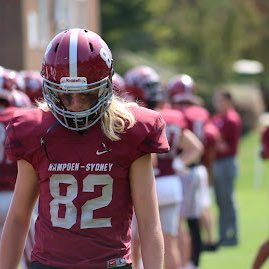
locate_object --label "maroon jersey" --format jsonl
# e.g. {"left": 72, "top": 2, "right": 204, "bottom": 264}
{"left": 211, "top": 108, "right": 241, "bottom": 159}
{"left": 261, "top": 126, "right": 269, "bottom": 159}
{"left": 0, "top": 106, "right": 18, "bottom": 191}
{"left": 201, "top": 121, "right": 221, "bottom": 168}
{"left": 177, "top": 104, "right": 209, "bottom": 141}
{"left": 157, "top": 108, "right": 187, "bottom": 176}
{"left": 5, "top": 105, "right": 169, "bottom": 269}
{"left": 174, "top": 104, "right": 218, "bottom": 165}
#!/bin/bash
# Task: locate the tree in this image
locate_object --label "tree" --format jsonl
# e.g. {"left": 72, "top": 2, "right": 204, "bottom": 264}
{"left": 101, "top": 0, "right": 268, "bottom": 100}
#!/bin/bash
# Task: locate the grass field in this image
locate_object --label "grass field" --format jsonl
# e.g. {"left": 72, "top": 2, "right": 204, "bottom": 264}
{"left": 201, "top": 129, "right": 269, "bottom": 269}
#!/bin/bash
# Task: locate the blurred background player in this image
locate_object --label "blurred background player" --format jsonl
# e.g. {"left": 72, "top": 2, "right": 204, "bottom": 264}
{"left": 125, "top": 66, "right": 203, "bottom": 269}
{"left": 20, "top": 70, "right": 43, "bottom": 105}
{"left": 0, "top": 65, "right": 34, "bottom": 269}
{"left": 211, "top": 88, "right": 242, "bottom": 247}
{"left": 260, "top": 114, "right": 269, "bottom": 160}
{"left": 0, "top": 66, "right": 18, "bottom": 237}
{"left": 167, "top": 73, "right": 220, "bottom": 268}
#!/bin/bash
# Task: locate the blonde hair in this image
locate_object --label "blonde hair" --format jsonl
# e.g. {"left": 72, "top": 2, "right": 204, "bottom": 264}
{"left": 37, "top": 95, "right": 137, "bottom": 141}
{"left": 102, "top": 95, "right": 137, "bottom": 140}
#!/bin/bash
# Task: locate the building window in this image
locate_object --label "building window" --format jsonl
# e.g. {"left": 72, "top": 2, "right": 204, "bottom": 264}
{"left": 38, "top": 0, "right": 49, "bottom": 46}
{"left": 54, "top": 0, "right": 87, "bottom": 33}
{"left": 27, "top": 0, "right": 49, "bottom": 49}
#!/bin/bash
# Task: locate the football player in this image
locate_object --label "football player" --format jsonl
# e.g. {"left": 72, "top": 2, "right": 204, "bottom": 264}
{"left": 0, "top": 66, "right": 34, "bottom": 269}
{"left": 125, "top": 66, "right": 203, "bottom": 269}
{"left": 167, "top": 74, "right": 220, "bottom": 268}
{"left": 0, "top": 28, "right": 169, "bottom": 269}
{"left": 211, "top": 89, "right": 241, "bottom": 246}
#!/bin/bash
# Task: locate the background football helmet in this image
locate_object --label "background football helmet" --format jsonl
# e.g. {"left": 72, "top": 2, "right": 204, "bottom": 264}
{"left": 0, "top": 66, "right": 31, "bottom": 108}
{"left": 12, "top": 89, "right": 32, "bottom": 108}
{"left": 41, "top": 28, "right": 114, "bottom": 131}
{"left": 20, "top": 70, "right": 43, "bottom": 103}
{"left": 0, "top": 66, "right": 18, "bottom": 92}
{"left": 124, "top": 65, "right": 163, "bottom": 108}
{"left": 167, "top": 74, "right": 197, "bottom": 104}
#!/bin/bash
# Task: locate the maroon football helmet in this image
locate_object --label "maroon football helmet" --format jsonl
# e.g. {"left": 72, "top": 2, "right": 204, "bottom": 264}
{"left": 0, "top": 66, "right": 19, "bottom": 91}
{"left": 12, "top": 89, "right": 32, "bottom": 108}
{"left": 0, "top": 66, "right": 31, "bottom": 107}
{"left": 167, "top": 74, "right": 197, "bottom": 104}
{"left": 20, "top": 70, "right": 43, "bottom": 103}
{"left": 41, "top": 28, "right": 114, "bottom": 130}
{"left": 124, "top": 65, "right": 163, "bottom": 108}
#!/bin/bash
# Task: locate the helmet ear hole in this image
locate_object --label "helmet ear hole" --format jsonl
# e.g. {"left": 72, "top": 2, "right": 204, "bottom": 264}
{"left": 89, "top": 43, "right": 94, "bottom": 52}
{"left": 54, "top": 43, "right": 59, "bottom": 53}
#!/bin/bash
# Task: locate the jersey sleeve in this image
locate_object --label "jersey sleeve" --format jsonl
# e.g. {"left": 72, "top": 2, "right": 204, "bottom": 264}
{"left": 125, "top": 106, "right": 170, "bottom": 163}
{"left": 5, "top": 116, "right": 30, "bottom": 162}
{"left": 5, "top": 109, "right": 42, "bottom": 164}
{"left": 138, "top": 113, "right": 170, "bottom": 154}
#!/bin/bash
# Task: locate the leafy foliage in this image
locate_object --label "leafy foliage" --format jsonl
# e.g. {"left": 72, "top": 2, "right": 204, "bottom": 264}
{"left": 101, "top": 0, "right": 268, "bottom": 104}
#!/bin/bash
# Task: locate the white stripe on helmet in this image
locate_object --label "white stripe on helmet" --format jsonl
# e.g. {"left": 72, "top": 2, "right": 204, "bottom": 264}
{"left": 69, "top": 29, "right": 79, "bottom": 77}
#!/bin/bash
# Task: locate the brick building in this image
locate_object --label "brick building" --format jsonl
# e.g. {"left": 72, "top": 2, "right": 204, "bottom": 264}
{"left": 0, "top": 0, "right": 100, "bottom": 71}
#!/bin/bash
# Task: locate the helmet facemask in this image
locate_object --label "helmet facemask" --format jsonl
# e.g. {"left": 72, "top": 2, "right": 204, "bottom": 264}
{"left": 141, "top": 81, "right": 164, "bottom": 109}
{"left": 43, "top": 76, "right": 112, "bottom": 131}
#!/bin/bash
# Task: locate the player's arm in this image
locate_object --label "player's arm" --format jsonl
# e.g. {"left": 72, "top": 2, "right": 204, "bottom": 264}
{"left": 130, "top": 153, "right": 164, "bottom": 269}
{"left": 203, "top": 148, "right": 216, "bottom": 186}
{"left": 179, "top": 129, "right": 204, "bottom": 166}
{"left": 0, "top": 159, "right": 39, "bottom": 269}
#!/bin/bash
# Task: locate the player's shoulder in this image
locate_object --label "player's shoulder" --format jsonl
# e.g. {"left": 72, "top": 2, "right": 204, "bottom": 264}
{"left": 128, "top": 104, "right": 163, "bottom": 125}
{"left": 226, "top": 108, "right": 241, "bottom": 122}
{"left": 124, "top": 106, "right": 166, "bottom": 143}
{"left": 204, "top": 122, "right": 221, "bottom": 140}
{"left": 9, "top": 107, "right": 55, "bottom": 138}
{"left": 0, "top": 107, "right": 17, "bottom": 121}
{"left": 185, "top": 104, "right": 209, "bottom": 117}
{"left": 12, "top": 107, "right": 42, "bottom": 120}
{"left": 160, "top": 107, "right": 186, "bottom": 125}
{"left": 126, "top": 105, "right": 167, "bottom": 138}
{"left": 124, "top": 105, "right": 169, "bottom": 151}
{"left": 160, "top": 107, "right": 183, "bottom": 117}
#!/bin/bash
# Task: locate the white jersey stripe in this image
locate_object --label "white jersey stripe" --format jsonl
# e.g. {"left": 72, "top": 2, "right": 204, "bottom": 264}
{"left": 69, "top": 29, "right": 79, "bottom": 77}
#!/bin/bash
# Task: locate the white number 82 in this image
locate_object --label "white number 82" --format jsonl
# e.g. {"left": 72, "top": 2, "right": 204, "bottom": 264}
{"left": 50, "top": 174, "right": 113, "bottom": 229}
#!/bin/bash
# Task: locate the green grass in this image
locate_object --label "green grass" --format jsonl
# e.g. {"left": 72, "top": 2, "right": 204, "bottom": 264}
{"left": 201, "top": 130, "right": 269, "bottom": 269}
